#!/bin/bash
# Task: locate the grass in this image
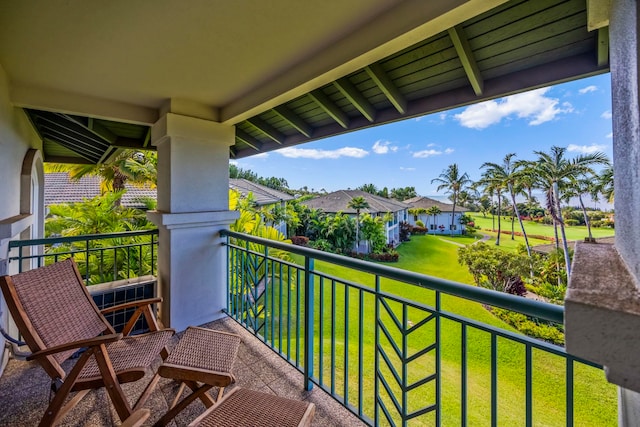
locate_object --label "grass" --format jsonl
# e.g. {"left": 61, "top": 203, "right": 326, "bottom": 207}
{"left": 257, "top": 234, "right": 616, "bottom": 426}
{"left": 468, "top": 212, "right": 615, "bottom": 241}
{"left": 460, "top": 212, "right": 614, "bottom": 253}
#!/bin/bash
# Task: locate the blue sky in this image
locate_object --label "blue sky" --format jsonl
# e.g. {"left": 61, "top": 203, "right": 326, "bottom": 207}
{"left": 233, "top": 73, "right": 612, "bottom": 203}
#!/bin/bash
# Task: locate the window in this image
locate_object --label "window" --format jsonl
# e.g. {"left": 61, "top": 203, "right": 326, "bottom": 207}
{"left": 450, "top": 225, "right": 457, "bottom": 230}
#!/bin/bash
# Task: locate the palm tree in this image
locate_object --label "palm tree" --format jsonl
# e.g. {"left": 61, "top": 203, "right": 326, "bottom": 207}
{"left": 598, "top": 164, "right": 614, "bottom": 203}
{"left": 477, "top": 173, "right": 504, "bottom": 245}
{"left": 564, "top": 174, "right": 600, "bottom": 241}
{"left": 532, "top": 146, "right": 609, "bottom": 275}
{"left": 431, "top": 164, "right": 471, "bottom": 236}
{"left": 45, "top": 150, "right": 157, "bottom": 206}
{"left": 347, "top": 196, "right": 370, "bottom": 254}
{"left": 481, "top": 154, "right": 532, "bottom": 257}
{"left": 426, "top": 206, "right": 441, "bottom": 233}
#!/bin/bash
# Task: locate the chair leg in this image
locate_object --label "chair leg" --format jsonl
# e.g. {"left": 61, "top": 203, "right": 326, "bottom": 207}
{"left": 170, "top": 383, "right": 187, "bottom": 409}
{"left": 39, "top": 349, "right": 95, "bottom": 427}
{"left": 216, "top": 386, "right": 225, "bottom": 401}
{"left": 95, "top": 343, "right": 132, "bottom": 422}
{"left": 133, "top": 373, "right": 161, "bottom": 411}
{"left": 153, "top": 383, "right": 213, "bottom": 427}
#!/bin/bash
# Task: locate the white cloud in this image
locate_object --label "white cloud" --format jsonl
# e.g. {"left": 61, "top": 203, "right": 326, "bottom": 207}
{"left": 413, "top": 147, "right": 454, "bottom": 158}
{"left": 579, "top": 85, "right": 597, "bottom": 94}
{"left": 400, "top": 167, "right": 415, "bottom": 171}
{"left": 372, "top": 140, "right": 397, "bottom": 154}
{"left": 601, "top": 110, "right": 612, "bottom": 119}
{"left": 454, "top": 87, "right": 573, "bottom": 129}
{"left": 439, "top": 113, "right": 447, "bottom": 120}
{"left": 276, "top": 146, "right": 368, "bottom": 159}
{"left": 567, "top": 144, "right": 607, "bottom": 154}
{"left": 427, "top": 143, "right": 437, "bottom": 147}
{"left": 252, "top": 152, "right": 269, "bottom": 159}
{"left": 606, "top": 132, "right": 613, "bottom": 139}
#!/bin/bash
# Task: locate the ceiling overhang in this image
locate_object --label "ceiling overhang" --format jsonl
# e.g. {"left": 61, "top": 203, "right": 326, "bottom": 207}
{"left": 0, "top": 0, "right": 609, "bottom": 164}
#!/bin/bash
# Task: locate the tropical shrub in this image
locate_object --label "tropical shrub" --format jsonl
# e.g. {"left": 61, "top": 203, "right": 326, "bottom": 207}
{"left": 399, "top": 221, "right": 411, "bottom": 242}
{"left": 411, "top": 226, "right": 427, "bottom": 234}
{"left": 415, "top": 220, "right": 425, "bottom": 228}
{"left": 309, "top": 239, "right": 333, "bottom": 252}
{"left": 491, "top": 308, "right": 564, "bottom": 345}
{"left": 457, "top": 243, "right": 530, "bottom": 293}
{"left": 290, "top": 236, "right": 309, "bottom": 246}
{"left": 565, "top": 219, "right": 580, "bottom": 226}
{"left": 359, "top": 213, "right": 387, "bottom": 254}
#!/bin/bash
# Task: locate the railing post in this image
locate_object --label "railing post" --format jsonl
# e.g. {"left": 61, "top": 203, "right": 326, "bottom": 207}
{"left": 304, "top": 257, "right": 315, "bottom": 391}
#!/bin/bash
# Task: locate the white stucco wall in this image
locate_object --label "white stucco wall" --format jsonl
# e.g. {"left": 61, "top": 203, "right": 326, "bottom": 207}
{"left": 408, "top": 212, "right": 466, "bottom": 235}
{"left": 0, "top": 64, "right": 43, "bottom": 375}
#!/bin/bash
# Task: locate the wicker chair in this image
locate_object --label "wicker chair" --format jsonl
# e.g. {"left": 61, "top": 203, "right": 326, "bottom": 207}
{"left": 188, "top": 387, "right": 316, "bottom": 427}
{"left": 0, "top": 259, "right": 175, "bottom": 426}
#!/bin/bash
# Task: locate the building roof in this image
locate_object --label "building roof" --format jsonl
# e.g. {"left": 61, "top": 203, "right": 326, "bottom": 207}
{"left": 44, "top": 173, "right": 156, "bottom": 209}
{"left": 229, "top": 179, "right": 294, "bottom": 206}
{"left": 0, "top": 1, "right": 609, "bottom": 164}
{"left": 45, "top": 173, "right": 292, "bottom": 209}
{"left": 301, "top": 190, "right": 409, "bottom": 214}
{"left": 404, "top": 196, "right": 468, "bottom": 213}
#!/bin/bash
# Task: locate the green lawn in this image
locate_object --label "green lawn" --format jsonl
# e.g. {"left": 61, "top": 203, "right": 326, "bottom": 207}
{"left": 270, "top": 235, "right": 616, "bottom": 426}
{"left": 468, "top": 212, "right": 615, "bottom": 241}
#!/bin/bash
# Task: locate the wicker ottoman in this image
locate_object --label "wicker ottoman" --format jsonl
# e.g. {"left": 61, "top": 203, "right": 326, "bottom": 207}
{"left": 188, "top": 387, "right": 316, "bottom": 427}
{"left": 155, "top": 326, "right": 241, "bottom": 426}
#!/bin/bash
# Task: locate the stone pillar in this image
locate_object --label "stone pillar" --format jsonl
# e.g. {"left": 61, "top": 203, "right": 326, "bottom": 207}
{"left": 610, "top": 0, "right": 640, "bottom": 424}
{"left": 147, "top": 113, "right": 238, "bottom": 331}
{"left": 611, "top": 0, "right": 640, "bottom": 281}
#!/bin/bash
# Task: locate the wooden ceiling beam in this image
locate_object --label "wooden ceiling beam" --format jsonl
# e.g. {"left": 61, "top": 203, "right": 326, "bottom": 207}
{"left": 273, "top": 105, "right": 313, "bottom": 137}
{"left": 597, "top": 27, "right": 609, "bottom": 67}
{"left": 98, "top": 146, "right": 121, "bottom": 165}
{"left": 32, "top": 113, "right": 110, "bottom": 151}
{"left": 309, "top": 89, "right": 350, "bottom": 128}
{"left": 111, "top": 137, "right": 156, "bottom": 150}
{"left": 40, "top": 128, "right": 105, "bottom": 157}
{"left": 246, "top": 116, "right": 285, "bottom": 144}
{"left": 43, "top": 155, "right": 94, "bottom": 164}
{"left": 235, "top": 128, "right": 263, "bottom": 151}
{"left": 334, "top": 77, "right": 376, "bottom": 122}
{"left": 448, "top": 25, "right": 484, "bottom": 96}
{"left": 365, "top": 63, "right": 407, "bottom": 114}
{"left": 86, "top": 117, "right": 118, "bottom": 144}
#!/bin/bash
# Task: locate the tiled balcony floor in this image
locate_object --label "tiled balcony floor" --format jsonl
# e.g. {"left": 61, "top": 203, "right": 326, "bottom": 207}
{"left": 0, "top": 316, "right": 365, "bottom": 426}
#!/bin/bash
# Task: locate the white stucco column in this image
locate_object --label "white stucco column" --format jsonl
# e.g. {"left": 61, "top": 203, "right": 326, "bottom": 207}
{"left": 566, "top": 1, "right": 640, "bottom": 425}
{"left": 147, "top": 113, "right": 238, "bottom": 331}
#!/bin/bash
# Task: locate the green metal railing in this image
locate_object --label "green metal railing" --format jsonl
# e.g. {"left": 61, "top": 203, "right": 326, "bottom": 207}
{"left": 8, "top": 230, "right": 158, "bottom": 285}
{"left": 222, "top": 230, "right": 614, "bottom": 426}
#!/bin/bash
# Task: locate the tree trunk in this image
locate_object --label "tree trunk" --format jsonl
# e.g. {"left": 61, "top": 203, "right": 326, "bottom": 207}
{"left": 495, "top": 190, "right": 502, "bottom": 245}
{"left": 355, "top": 210, "right": 360, "bottom": 254}
{"left": 451, "top": 195, "right": 457, "bottom": 237}
{"left": 554, "top": 182, "right": 572, "bottom": 276}
{"left": 578, "top": 194, "right": 593, "bottom": 240}
{"left": 509, "top": 184, "right": 531, "bottom": 257}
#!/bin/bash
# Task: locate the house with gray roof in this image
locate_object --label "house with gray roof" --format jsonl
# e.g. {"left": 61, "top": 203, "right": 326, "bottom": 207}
{"left": 45, "top": 173, "right": 156, "bottom": 209}
{"left": 404, "top": 196, "right": 469, "bottom": 235}
{"left": 301, "top": 190, "right": 410, "bottom": 247}
{"left": 45, "top": 173, "right": 294, "bottom": 235}
{"left": 229, "top": 179, "right": 294, "bottom": 235}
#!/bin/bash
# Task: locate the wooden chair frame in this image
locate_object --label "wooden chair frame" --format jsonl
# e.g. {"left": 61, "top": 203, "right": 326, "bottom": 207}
{"left": 0, "top": 259, "right": 174, "bottom": 426}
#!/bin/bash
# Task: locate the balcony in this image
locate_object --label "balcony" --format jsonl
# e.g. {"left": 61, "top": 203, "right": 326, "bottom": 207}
{"left": 0, "top": 230, "right": 616, "bottom": 425}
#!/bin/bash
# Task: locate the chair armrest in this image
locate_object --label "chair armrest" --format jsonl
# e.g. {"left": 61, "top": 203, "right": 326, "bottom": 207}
{"left": 100, "top": 297, "right": 162, "bottom": 314}
{"left": 27, "top": 333, "right": 123, "bottom": 361}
